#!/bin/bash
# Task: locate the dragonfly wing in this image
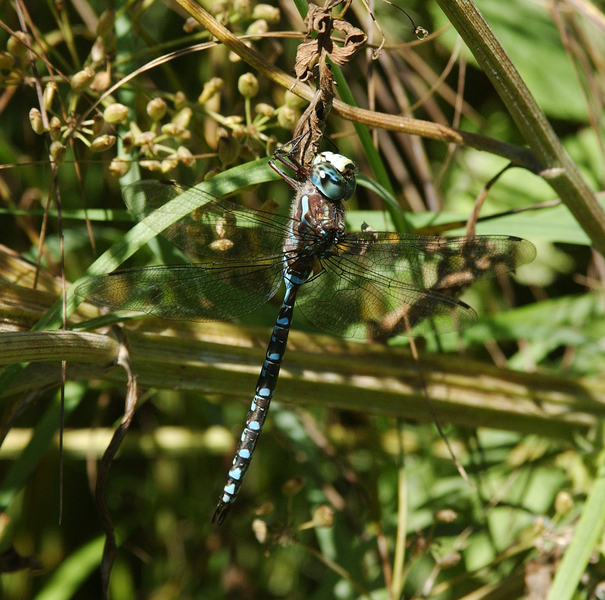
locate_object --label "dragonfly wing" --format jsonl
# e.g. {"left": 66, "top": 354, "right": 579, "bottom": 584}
{"left": 123, "top": 180, "right": 290, "bottom": 261}
{"left": 296, "top": 233, "right": 535, "bottom": 339}
{"left": 336, "top": 233, "right": 536, "bottom": 289}
{"left": 297, "top": 254, "right": 477, "bottom": 339}
{"left": 76, "top": 260, "right": 284, "bottom": 322}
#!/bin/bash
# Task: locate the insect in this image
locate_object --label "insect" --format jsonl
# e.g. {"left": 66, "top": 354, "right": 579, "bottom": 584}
{"left": 78, "top": 150, "right": 536, "bottom": 524}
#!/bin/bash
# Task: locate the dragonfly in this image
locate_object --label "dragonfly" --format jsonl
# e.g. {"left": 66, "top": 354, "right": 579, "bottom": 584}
{"left": 77, "top": 150, "right": 536, "bottom": 524}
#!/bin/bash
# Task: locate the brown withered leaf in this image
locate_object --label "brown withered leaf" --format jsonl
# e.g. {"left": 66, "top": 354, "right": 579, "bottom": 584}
{"left": 295, "top": 3, "right": 366, "bottom": 80}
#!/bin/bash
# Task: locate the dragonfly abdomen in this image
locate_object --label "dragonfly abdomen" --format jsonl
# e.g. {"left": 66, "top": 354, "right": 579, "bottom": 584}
{"left": 213, "top": 278, "right": 302, "bottom": 524}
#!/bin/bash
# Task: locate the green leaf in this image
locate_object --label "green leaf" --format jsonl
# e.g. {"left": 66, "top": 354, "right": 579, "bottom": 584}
{"left": 431, "top": 0, "right": 588, "bottom": 121}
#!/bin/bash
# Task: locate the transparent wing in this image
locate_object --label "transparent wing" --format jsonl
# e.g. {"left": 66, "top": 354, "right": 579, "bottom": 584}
{"left": 123, "top": 180, "right": 291, "bottom": 261}
{"left": 297, "top": 233, "right": 535, "bottom": 338}
{"left": 76, "top": 260, "right": 284, "bottom": 322}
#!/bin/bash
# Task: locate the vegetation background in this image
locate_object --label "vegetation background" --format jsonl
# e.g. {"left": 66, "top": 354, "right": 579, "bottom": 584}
{"left": 0, "top": 0, "right": 604, "bottom": 598}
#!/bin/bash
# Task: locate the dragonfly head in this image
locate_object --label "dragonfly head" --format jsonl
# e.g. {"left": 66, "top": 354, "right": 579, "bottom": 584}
{"left": 310, "top": 152, "right": 356, "bottom": 202}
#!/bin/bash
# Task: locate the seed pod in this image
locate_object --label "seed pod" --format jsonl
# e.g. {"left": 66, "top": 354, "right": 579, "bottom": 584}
{"left": 0, "top": 51, "right": 15, "bottom": 70}
{"left": 435, "top": 509, "right": 457, "bottom": 523}
{"left": 554, "top": 491, "right": 573, "bottom": 516}
{"left": 252, "top": 519, "right": 267, "bottom": 544}
{"left": 218, "top": 134, "right": 239, "bottom": 167}
{"left": 172, "top": 107, "right": 192, "bottom": 128}
{"left": 7, "top": 32, "right": 28, "bottom": 58}
{"left": 90, "top": 70, "right": 110, "bottom": 93}
{"left": 238, "top": 73, "right": 259, "bottom": 99}
{"left": 91, "top": 37, "right": 105, "bottom": 63}
{"left": 134, "top": 131, "right": 156, "bottom": 147}
{"left": 284, "top": 90, "right": 306, "bottom": 109}
{"left": 251, "top": 4, "right": 280, "bottom": 22}
{"left": 50, "top": 141, "right": 67, "bottom": 164}
{"left": 43, "top": 82, "right": 56, "bottom": 111}
{"left": 109, "top": 157, "right": 131, "bottom": 177}
{"left": 183, "top": 17, "right": 199, "bottom": 33}
{"left": 234, "top": 0, "right": 251, "bottom": 17}
{"left": 173, "top": 91, "right": 186, "bottom": 110}
{"left": 161, "top": 156, "right": 178, "bottom": 173}
{"left": 96, "top": 9, "right": 115, "bottom": 37}
{"left": 90, "top": 134, "right": 116, "bottom": 152}
{"left": 246, "top": 19, "right": 268, "bottom": 39}
{"left": 198, "top": 77, "right": 223, "bottom": 104}
{"left": 265, "top": 135, "right": 278, "bottom": 157}
{"left": 161, "top": 123, "right": 183, "bottom": 137}
{"left": 282, "top": 476, "right": 305, "bottom": 497}
{"left": 177, "top": 146, "right": 195, "bottom": 167}
{"left": 255, "top": 103, "right": 275, "bottom": 118}
{"left": 103, "top": 103, "right": 129, "bottom": 124}
{"left": 121, "top": 131, "right": 133, "bottom": 153}
{"left": 29, "top": 108, "right": 44, "bottom": 135}
{"left": 49, "top": 116, "right": 62, "bottom": 141}
{"left": 139, "top": 160, "right": 162, "bottom": 171}
{"left": 71, "top": 67, "right": 95, "bottom": 92}
{"left": 311, "top": 505, "right": 334, "bottom": 528}
{"left": 147, "top": 97, "right": 167, "bottom": 121}
{"left": 277, "top": 107, "right": 297, "bottom": 130}
{"left": 92, "top": 113, "right": 105, "bottom": 137}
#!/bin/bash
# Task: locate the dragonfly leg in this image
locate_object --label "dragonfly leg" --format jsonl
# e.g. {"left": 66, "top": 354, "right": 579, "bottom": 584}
{"left": 213, "top": 280, "right": 302, "bottom": 524}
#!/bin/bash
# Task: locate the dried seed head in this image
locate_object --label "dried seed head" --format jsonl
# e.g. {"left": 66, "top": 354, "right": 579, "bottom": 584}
{"left": 198, "top": 77, "right": 224, "bottom": 104}
{"left": 147, "top": 97, "right": 167, "bottom": 121}
{"left": 104, "top": 103, "right": 129, "bottom": 124}
{"left": 251, "top": 4, "right": 280, "bottom": 22}
{"left": 90, "top": 134, "right": 116, "bottom": 152}
{"left": 50, "top": 141, "right": 67, "bottom": 164}
{"left": 109, "top": 157, "right": 131, "bottom": 177}
{"left": 71, "top": 67, "right": 95, "bottom": 92}
{"left": 29, "top": 108, "right": 44, "bottom": 135}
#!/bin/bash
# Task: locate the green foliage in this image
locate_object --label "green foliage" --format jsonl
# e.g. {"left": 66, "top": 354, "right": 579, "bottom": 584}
{"left": 0, "top": 1, "right": 604, "bottom": 599}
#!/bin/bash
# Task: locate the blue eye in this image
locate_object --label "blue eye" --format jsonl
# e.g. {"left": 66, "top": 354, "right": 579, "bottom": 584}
{"left": 310, "top": 153, "right": 356, "bottom": 201}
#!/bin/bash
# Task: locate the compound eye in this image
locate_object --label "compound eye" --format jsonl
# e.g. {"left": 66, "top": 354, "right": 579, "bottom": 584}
{"left": 310, "top": 162, "right": 348, "bottom": 201}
